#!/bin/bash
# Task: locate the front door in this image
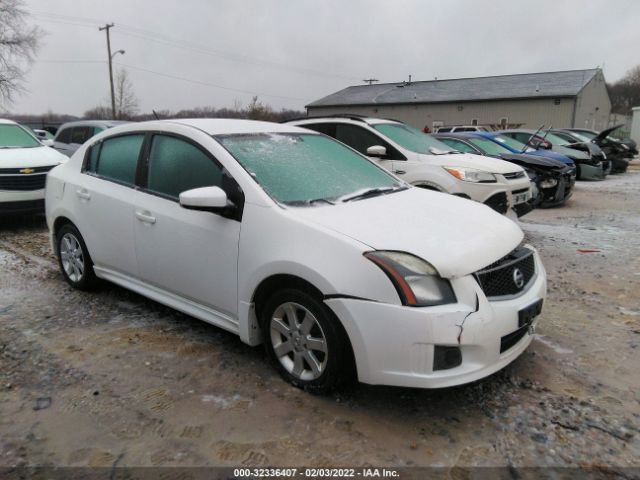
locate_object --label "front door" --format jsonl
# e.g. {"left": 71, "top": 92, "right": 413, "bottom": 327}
{"left": 133, "top": 133, "right": 241, "bottom": 317}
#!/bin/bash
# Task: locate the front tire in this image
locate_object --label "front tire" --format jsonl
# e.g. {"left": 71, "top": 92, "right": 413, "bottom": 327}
{"left": 56, "top": 224, "right": 97, "bottom": 290}
{"left": 261, "top": 288, "right": 353, "bottom": 394}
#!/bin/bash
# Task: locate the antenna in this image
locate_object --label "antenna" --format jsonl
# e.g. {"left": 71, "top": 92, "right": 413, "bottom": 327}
{"left": 363, "top": 78, "right": 379, "bottom": 85}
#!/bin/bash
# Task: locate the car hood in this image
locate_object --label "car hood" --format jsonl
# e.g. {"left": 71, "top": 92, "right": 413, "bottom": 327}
{"left": 290, "top": 188, "right": 523, "bottom": 279}
{"left": 527, "top": 149, "right": 574, "bottom": 165}
{"left": 0, "top": 145, "right": 67, "bottom": 168}
{"left": 594, "top": 124, "right": 624, "bottom": 143}
{"left": 414, "top": 152, "right": 523, "bottom": 174}
{"left": 498, "top": 153, "right": 567, "bottom": 171}
{"left": 553, "top": 144, "right": 591, "bottom": 161}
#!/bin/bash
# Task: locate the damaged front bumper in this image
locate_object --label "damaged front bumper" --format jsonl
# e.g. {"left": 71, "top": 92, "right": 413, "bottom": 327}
{"left": 324, "top": 251, "right": 547, "bottom": 388}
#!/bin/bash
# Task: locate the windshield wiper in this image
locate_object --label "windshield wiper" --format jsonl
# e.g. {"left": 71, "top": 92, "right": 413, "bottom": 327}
{"left": 307, "top": 198, "right": 334, "bottom": 206}
{"left": 285, "top": 197, "right": 335, "bottom": 207}
{"left": 339, "top": 186, "right": 405, "bottom": 203}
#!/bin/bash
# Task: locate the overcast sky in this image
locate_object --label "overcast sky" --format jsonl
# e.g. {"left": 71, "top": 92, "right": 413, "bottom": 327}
{"left": 9, "top": 0, "right": 640, "bottom": 116}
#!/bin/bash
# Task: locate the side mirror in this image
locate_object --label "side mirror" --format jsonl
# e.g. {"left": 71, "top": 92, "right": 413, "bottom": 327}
{"left": 366, "top": 145, "right": 387, "bottom": 157}
{"left": 179, "top": 186, "right": 233, "bottom": 214}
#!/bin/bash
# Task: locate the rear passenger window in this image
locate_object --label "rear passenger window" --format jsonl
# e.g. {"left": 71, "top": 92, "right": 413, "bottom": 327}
{"left": 94, "top": 134, "right": 144, "bottom": 185}
{"left": 56, "top": 128, "right": 72, "bottom": 144}
{"left": 146, "top": 135, "right": 223, "bottom": 200}
{"left": 71, "top": 126, "right": 94, "bottom": 144}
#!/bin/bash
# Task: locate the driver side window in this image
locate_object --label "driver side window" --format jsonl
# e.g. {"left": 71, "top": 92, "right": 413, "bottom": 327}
{"left": 334, "top": 124, "right": 404, "bottom": 160}
{"left": 146, "top": 134, "right": 224, "bottom": 200}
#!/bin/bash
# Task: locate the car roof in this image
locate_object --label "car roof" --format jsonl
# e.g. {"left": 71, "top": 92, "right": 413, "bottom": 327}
{"left": 58, "top": 120, "right": 130, "bottom": 129}
{"left": 100, "top": 118, "right": 316, "bottom": 136}
{"left": 0, "top": 118, "right": 18, "bottom": 125}
{"left": 287, "top": 115, "right": 402, "bottom": 126}
{"left": 499, "top": 129, "right": 540, "bottom": 134}
{"left": 433, "top": 132, "right": 485, "bottom": 139}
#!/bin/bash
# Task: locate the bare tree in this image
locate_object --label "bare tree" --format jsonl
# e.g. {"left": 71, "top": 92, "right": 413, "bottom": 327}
{"left": 114, "top": 68, "right": 139, "bottom": 119}
{"left": 608, "top": 65, "right": 640, "bottom": 115}
{"left": 83, "top": 105, "right": 112, "bottom": 120}
{"left": 0, "top": 0, "right": 43, "bottom": 105}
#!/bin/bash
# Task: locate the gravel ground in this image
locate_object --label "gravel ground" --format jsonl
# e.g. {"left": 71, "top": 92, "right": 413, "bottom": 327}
{"left": 0, "top": 161, "right": 639, "bottom": 475}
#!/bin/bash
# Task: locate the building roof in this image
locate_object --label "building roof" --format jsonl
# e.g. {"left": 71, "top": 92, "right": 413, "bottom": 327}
{"left": 307, "top": 69, "right": 600, "bottom": 108}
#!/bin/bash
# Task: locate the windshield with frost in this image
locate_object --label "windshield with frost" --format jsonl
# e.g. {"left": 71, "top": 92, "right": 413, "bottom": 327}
{"left": 217, "top": 133, "right": 403, "bottom": 205}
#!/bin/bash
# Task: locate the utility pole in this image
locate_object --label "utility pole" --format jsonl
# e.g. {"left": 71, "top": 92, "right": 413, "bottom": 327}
{"left": 99, "top": 23, "right": 116, "bottom": 119}
{"left": 363, "top": 78, "right": 379, "bottom": 85}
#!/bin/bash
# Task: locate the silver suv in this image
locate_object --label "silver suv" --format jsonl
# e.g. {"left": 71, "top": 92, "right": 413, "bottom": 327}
{"left": 52, "top": 120, "right": 129, "bottom": 157}
{"left": 288, "top": 116, "right": 531, "bottom": 216}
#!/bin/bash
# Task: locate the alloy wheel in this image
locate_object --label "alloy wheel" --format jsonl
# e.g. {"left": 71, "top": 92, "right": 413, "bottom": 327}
{"left": 59, "top": 232, "right": 85, "bottom": 283}
{"left": 270, "top": 302, "right": 328, "bottom": 381}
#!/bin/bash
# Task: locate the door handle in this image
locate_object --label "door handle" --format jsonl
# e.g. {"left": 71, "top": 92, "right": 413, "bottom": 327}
{"left": 394, "top": 170, "right": 406, "bottom": 175}
{"left": 135, "top": 211, "right": 156, "bottom": 225}
{"left": 76, "top": 189, "right": 91, "bottom": 200}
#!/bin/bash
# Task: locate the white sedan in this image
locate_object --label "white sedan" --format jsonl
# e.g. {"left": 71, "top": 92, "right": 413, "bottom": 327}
{"left": 45, "top": 119, "right": 546, "bottom": 392}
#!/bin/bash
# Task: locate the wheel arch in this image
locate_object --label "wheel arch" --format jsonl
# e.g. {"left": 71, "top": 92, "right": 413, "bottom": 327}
{"left": 248, "top": 273, "right": 357, "bottom": 380}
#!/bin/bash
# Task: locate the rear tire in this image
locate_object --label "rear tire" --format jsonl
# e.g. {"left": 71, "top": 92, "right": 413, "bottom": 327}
{"left": 56, "top": 224, "right": 97, "bottom": 291}
{"left": 261, "top": 288, "right": 353, "bottom": 394}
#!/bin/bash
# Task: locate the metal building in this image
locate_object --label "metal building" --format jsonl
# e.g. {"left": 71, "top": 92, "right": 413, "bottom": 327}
{"left": 306, "top": 69, "right": 611, "bottom": 131}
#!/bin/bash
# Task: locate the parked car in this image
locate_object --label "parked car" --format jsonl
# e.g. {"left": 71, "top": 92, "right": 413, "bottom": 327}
{"left": 33, "top": 129, "right": 55, "bottom": 144}
{"left": 52, "top": 120, "right": 129, "bottom": 157}
{"left": 477, "top": 132, "right": 577, "bottom": 175}
{"left": 565, "top": 126, "right": 631, "bottom": 173}
{"left": 547, "top": 130, "right": 611, "bottom": 176}
{"left": 436, "top": 125, "right": 490, "bottom": 133}
{"left": 0, "top": 119, "right": 68, "bottom": 215}
{"left": 568, "top": 126, "right": 638, "bottom": 157}
{"left": 434, "top": 132, "right": 574, "bottom": 211}
{"left": 46, "top": 119, "right": 547, "bottom": 392}
{"left": 498, "top": 129, "right": 606, "bottom": 180}
{"left": 287, "top": 116, "right": 532, "bottom": 216}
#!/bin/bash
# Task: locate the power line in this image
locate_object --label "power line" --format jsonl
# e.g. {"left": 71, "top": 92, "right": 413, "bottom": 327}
{"left": 32, "top": 12, "right": 362, "bottom": 82}
{"left": 113, "top": 62, "right": 312, "bottom": 101}
{"left": 35, "top": 58, "right": 312, "bottom": 101}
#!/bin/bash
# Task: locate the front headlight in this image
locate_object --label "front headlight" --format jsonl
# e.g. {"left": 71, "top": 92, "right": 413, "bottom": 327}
{"left": 364, "top": 251, "right": 456, "bottom": 307}
{"left": 444, "top": 167, "right": 497, "bottom": 183}
{"left": 539, "top": 178, "right": 558, "bottom": 188}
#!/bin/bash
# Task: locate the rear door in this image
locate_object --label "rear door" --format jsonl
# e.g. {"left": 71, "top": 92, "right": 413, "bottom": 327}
{"left": 132, "top": 133, "right": 241, "bottom": 316}
{"left": 75, "top": 133, "right": 145, "bottom": 277}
